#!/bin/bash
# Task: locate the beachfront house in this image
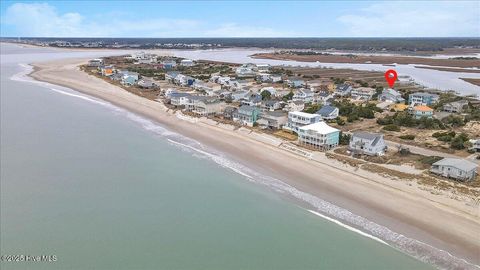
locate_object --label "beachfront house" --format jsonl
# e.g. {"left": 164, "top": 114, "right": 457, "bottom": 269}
{"left": 430, "top": 158, "right": 478, "bottom": 181}
{"left": 297, "top": 122, "right": 340, "bottom": 151}
{"left": 408, "top": 92, "right": 439, "bottom": 106}
{"left": 348, "top": 132, "right": 387, "bottom": 156}
{"left": 257, "top": 111, "right": 288, "bottom": 130}
{"left": 442, "top": 100, "right": 469, "bottom": 113}
{"left": 137, "top": 78, "right": 158, "bottom": 89}
{"left": 185, "top": 96, "right": 225, "bottom": 116}
{"left": 169, "top": 92, "right": 191, "bottom": 107}
{"left": 284, "top": 100, "right": 305, "bottom": 112}
{"left": 101, "top": 65, "right": 114, "bottom": 76}
{"left": 316, "top": 105, "right": 339, "bottom": 120}
{"left": 284, "top": 111, "right": 322, "bottom": 133}
{"left": 293, "top": 88, "right": 315, "bottom": 103}
{"left": 411, "top": 105, "right": 434, "bottom": 119}
{"left": 351, "top": 87, "right": 376, "bottom": 101}
{"left": 121, "top": 72, "right": 139, "bottom": 86}
{"left": 233, "top": 105, "right": 261, "bottom": 127}
{"left": 379, "top": 88, "right": 405, "bottom": 103}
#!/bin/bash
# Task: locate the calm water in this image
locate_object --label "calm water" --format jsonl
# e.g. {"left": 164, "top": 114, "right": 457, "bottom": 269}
{"left": 0, "top": 43, "right": 436, "bottom": 270}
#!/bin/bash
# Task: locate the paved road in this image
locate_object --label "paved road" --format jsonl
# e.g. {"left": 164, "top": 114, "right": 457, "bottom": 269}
{"left": 385, "top": 140, "right": 458, "bottom": 158}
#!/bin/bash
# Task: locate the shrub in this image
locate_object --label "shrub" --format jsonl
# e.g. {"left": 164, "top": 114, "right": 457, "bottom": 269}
{"left": 336, "top": 117, "right": 345, "bottom": 126}
{"left": 399, "top": 135, "right": 415, "bottom": 140}
{"left": 419, "top": 156, "right": 443, "bottom": 165}
{"left": 383, "top": 124, "right": 400, "bottom": 132}
{"left": 437, "top": 135, "right": 453, "bottom": 142}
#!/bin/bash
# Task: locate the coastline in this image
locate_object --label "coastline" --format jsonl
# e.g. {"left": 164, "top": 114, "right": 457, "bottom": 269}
{"left": 28, "top": 58, "right": 480, "bottom": 268}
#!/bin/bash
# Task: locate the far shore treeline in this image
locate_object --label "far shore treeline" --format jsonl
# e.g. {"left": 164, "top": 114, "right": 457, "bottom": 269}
{"left": 2, "top": 37, "right": 479, "bottom": 52}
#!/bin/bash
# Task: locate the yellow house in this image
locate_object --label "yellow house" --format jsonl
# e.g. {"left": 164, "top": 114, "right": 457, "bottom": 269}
{"left": 393, "top": 104, "right": 408, "bottom": 112}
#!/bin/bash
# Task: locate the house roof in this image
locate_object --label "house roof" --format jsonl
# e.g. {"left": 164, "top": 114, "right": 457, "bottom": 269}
{"left": 383, "top": 88, "right": 402, "bottom": 97}
{"left": 410, "top": 92, "right": 439, "bottom": 98}
{"left": 336, "top": 84, "right": 351, "bottom": 91}
{"left": 316, "top": 105, "right": 338, "bottom": 116}
{"left": 299, "top": 121, "right": 339, "bottom": 134}
{"left": 289, "top": 111, "right": 320, "bottom": 118}
{"left": 170, "top": 92, "right": 191, "bottom": 98}
{"left": 413, "top": 105, "right": 433, "bottom": 112}
{"left": 433, "top": 158, "right": 477, "bottom": 171}
{"left": 352, "top": 132, "right": 383, "bottom": 146}
{"left": 238, "top": 105, "right": 259, "bottom": 114}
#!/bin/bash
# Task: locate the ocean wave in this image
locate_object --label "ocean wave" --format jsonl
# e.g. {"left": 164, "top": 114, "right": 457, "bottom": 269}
{"left": 13, "top": 63, "right": 479, "bottom": 270}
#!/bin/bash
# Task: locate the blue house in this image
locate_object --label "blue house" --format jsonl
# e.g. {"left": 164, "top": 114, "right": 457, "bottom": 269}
{"left": 408, "top": 92, "right": 439, "bottom": 106}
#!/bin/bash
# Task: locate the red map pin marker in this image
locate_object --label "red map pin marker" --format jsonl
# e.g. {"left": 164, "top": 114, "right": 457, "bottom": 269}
{"left": 384, "top": 69, "right": 398, "bottom": 88}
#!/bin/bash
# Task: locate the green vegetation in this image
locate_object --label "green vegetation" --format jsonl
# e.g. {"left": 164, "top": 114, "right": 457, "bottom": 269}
{"left": 399, "top": 135, "right": 415, "bottom": 140}
{"left": 377, "top": 112, "right": 445, "bottom": 129}
{"left": 336, "top": 117, "right": 345, "bottom": 126}
{"left": 303, "top": 104, "right": 322, "bottom": 114}
{"left": 260, "top": 90, "right": 271, "bottom": 100}
{"left": 418, "top": 156, "right": 443, "bottom": 165}
{"left": 333, "top": 100, "right": 381, "bottom": 122}
{"left": 432, "top": 131, "right": 470, "bottom": 150}
{"left": 383, "top": 124, "right": 401, "bottom": 132}
{"left": 339, "top": 132, "right": 351, "bottom": 145}
{"left": 282, "top": 91, "right": 294, "bottom": 101}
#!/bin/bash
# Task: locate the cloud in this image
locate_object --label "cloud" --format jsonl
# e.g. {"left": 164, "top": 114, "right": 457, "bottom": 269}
{"left": 2, "top": 2, "right": 201, "bottom": 37}
{"left": 337, "top": 1, "right": 480, "bottom": 37}
{"left": 204, "top": 23, "right": 288, "bottom": 37}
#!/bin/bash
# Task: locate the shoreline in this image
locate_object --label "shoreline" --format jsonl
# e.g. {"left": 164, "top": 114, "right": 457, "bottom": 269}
{"left": 28, "top": 58, "right": 480, "bottom": 268}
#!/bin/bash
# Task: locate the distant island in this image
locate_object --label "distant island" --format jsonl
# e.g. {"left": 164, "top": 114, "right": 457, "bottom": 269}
{"left": 2, "top": 37, "right": 480, "bottom": 54}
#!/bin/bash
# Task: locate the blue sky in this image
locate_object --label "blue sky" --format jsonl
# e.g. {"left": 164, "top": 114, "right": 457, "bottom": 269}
{"left": 1, "top": 1, "right": 479, "bottom": 37}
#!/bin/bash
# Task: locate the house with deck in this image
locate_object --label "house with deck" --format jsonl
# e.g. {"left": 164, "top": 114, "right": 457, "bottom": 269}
{"left": 185, "top": 96, "right": 225, "bottom": 116}
{"left": 379, "top": 88, "right": 405, "bottom": 103}
{"left": 257, "top": 111, "right": 288, "bottom": 130}
{"left": 293, "top": 88, "right": 315, "bottom": 103}
{"left": 233, "top": 105, "right": 260, "bottom": 127}
{"left": 349, "top": 132, "right": 387, "bottom": 156}
{"left": 169, "top": 92, "right": 191, "bottom": 107}
{"left": 284, "top": 111, "right": 322, "bottom": 133}
{"left": 430, "top": 158, "right": 477, "bottom": 181}
{"left": 408, "top": 92, "right": 439, "bottom": 106}
{"left": 335, "top": 84, "right": 352, "bottom": 97}
{"left": 284, "top": 100, "right": 305, "bottom": 112}
{"left": 297, "top": 122, "right": 340, "bottom": 150}
{"left": 443, "top": 100, "right": 469, "bottom": 113}
{"left": 411, "top": 105, "right": 434, "bottom": 119}
{"left": 351, "top": 87, "right": 376, "bottom": 101}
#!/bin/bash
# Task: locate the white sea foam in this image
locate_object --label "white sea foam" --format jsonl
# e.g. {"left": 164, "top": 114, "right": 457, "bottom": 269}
{"left": 12, "top": 63, "right": 480, "bottom": 270}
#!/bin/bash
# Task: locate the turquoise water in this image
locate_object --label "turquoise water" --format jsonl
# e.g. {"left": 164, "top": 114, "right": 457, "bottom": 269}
{"left": 0, "top": 44, "right": 435, "bottom": 269}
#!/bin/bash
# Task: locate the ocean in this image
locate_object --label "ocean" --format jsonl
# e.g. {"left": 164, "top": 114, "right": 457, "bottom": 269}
{"left": 0, "top": 43, "right": 438, "bottom": 269}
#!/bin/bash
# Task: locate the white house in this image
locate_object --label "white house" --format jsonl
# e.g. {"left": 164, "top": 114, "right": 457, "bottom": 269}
{"left": 351, "top": 87, "right": 376, "bottom": 101}
{"left": 297, "top": 122, "right": 340, "bottom": 150}
{"left": 349, "top": 132, "right": 387, "bottom": 156}
{"left": 379, "top": 88, "right": 405, "bottom": 103}
{"left": 180, "top": 59, "right": 195, "bottom": 66}
{"left": 169, "top": 92, "right": 191, "bottom": 106}
{"left": 284, "top": 111, "right": 322, "bottom": 133}
{"left": 284, "top": 100, "right": 305, "bottom": 112}
{"left": 430, "top": 158, "right": 477, "bottom": 181}
{"left": 293, "top": 88, "right": 315, "bottom": 103}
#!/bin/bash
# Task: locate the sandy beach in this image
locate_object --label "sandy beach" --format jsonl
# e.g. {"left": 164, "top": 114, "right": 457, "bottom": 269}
{"left": 29, "top": 57, "right": 480, "bottom": 267}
